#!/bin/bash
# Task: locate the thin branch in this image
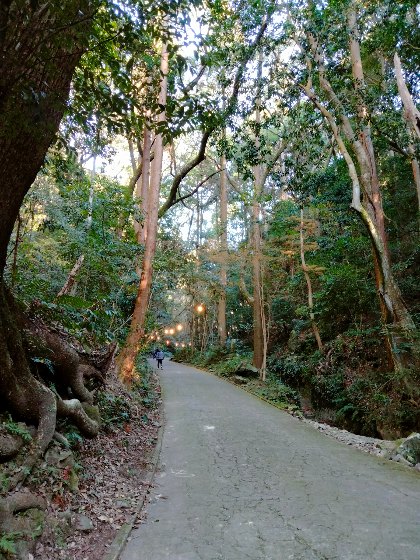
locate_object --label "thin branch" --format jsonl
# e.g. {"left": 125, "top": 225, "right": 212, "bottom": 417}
{"left": 261, "top": 139, "right": 285, "bottom": 185}
{"left": 174, "top": 170, "right": 220, "bottom": 208}
{"left": 158, "top": 16, "right": 270, "bottom": 218}
{"left": 181, "top": 65, "right": 206, "bottom": 95}
{"left": 158, "top": 131, "right": 210, "bottom": 216}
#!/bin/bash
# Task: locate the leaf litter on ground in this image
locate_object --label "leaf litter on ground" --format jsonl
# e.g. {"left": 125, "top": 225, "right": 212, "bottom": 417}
{"left": 31, "top": 368, "right": 162, "bottom": 560}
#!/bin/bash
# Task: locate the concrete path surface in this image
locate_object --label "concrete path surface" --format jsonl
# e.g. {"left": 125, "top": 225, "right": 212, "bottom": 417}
{"left": 120, "top": 361, "right": 420, "bottom": 560}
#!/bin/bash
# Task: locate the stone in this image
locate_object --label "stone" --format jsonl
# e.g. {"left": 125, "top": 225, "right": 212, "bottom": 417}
{"left": 57, "top": 509, "right": 72, "bottom": 521}
{"left": 0, "top": 432, "right": 24, "bottom": 461}
{"left": 391, "top": 454, "right": 412, "bottom": 467}
{"left": 116, "top": 499, "right": 132, "bottom": 508}
{"left": 74, "top": 514, "right": 94, "bottom": 532}
{"left": 236, "top": 363, "right": 259, "bottom": 377}
{"left": 232, "top": 375, "right": 247, "bottom": 385}
{"left": 394, "top": 433, "right": 420, "bottom": 465}
{"left": 45, "top": 446, "right": 74, "bottom": 467}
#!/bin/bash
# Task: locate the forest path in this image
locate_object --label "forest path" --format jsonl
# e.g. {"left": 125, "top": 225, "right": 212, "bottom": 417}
{"left": 120, "top": 360, "right": 420, "bottom": 560}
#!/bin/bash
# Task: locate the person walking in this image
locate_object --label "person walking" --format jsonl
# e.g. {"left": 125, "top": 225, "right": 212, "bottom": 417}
{"left": 156, "top": 349, "right": 164, "bottom": 369}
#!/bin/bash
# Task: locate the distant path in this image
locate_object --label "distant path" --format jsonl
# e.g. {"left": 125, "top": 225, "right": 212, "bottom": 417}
{"left": 121, "top": 360, "right": 420, "bottom": 560}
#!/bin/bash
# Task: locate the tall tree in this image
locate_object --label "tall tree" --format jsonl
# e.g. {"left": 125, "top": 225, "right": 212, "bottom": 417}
{"left": 0, "top": 0, "right": 99, "bottom": 487}
{"left": 296, "top": 0, "right": 418, "bottom": 372}
{"left": 118, "top": 34, "right": 169, "bottom": 383}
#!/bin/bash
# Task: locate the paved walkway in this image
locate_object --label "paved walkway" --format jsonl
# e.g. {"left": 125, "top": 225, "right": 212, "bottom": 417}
{"left": 121, "top": 360, "right": 420, "bottom": 560}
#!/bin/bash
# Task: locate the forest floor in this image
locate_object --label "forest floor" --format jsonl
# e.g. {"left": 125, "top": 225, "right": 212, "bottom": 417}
{"left": 28, "top": 368, "right": 162, "bottom": 560}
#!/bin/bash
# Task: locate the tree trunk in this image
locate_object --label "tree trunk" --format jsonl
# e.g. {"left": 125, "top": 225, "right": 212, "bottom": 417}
{"left": 217, "top": 151, "right": 228, "bottom": 347}
{"left": 251, "top": 195, "right": 264, "bottom": 372}
{"left": 251, "top": 49, "right": 265, "bottom": 374}
{"left": 137, "top": 124, "right": 152, "bottom": 245}
{"left": 300, "top": 209, "right": 323, "bottom": 352}
{"left": 394, "top": 52, "right": 420, "bottom": 141}
{"left": 57, "top": 255, "right": 85, "bottom": 297}
{"left": 0, "top": 2, "right": 97, "bottom": 485}
{"left": 118, "top": 37, "right": 168, "bottom": 383}
{"left": 11, "top": 214, "right": 22, "bottom": 287}
{"left": 0, "top": 1, "right": 94, "bottom": 272}
{"left": 408, "top": 146, "right": 420, "bottom": 215}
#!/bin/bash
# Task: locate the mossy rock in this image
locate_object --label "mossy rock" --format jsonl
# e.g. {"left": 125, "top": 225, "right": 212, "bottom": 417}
{"left": 396, "top": 433, "right": 420, "bottom": 465}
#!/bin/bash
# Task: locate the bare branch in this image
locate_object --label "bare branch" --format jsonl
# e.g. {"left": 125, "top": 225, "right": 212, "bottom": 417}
{"left": 181, "top": 65, "right": 206, "bottom": 95}
{"left": 175, "top": 170, "right": 219, "bottom": 205}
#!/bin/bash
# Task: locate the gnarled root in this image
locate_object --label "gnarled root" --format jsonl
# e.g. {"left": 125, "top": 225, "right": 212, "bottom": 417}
{"left": 0, "top": 491, "right": 47, "bottom": 532}
{"left": 57, "top": 398, "right": 99, "bottom": 438}
{"left": 26, "top": 321, "right": 95, "bottom": 403}
{"left": 5, "top": 381, "right": 57, "bottom": 492}
{"left": 0, "top": 284, "right": 101, "bottom": 491}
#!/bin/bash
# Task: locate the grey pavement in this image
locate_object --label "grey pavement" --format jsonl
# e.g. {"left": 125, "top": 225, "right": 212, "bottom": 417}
{"left": 120, "top": 360, "right": 420, "bottom": 560}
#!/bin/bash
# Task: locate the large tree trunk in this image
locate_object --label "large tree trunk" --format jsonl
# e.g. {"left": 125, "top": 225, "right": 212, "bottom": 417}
{"left": 0, "top": 2, "right": 96, "bottom": 488}
{"left": 118, "top": 38, "right": 168, "bottom": 383}
{"left": 251, "top": 194, "right": 265, "bottom": 371}
{"left": 0, "top": 1, "right": 94, "bottom": 272}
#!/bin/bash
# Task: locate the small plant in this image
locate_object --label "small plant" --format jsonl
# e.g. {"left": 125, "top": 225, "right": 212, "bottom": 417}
{"left": 65, "top": 430, "right": 84, "bottom": 448}
{"left": 4, "top": 415, "right": 32, "bottom": 442}
{"left": 0, "top": 531, "right": 23, "bottom": 556}
{"left": 97, "top": 392, "right": 131, "bottom": 429}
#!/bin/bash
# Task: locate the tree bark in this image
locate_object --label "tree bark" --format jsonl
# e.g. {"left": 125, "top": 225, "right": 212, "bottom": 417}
{"left": 0, "top": 2, "right": 97, "bottom": 486}
{"left": 137, "top": 124, "right": 152, "bottom": 244}
{"left": 217, "top": 150, "right": 228, "bottom": 347}
{"left": 118, "top": 36, "right": 168, "bottom": 383}
{"left": 394, "top": 52, "right": 420, "bottom": 141}
{"left": 251, "top": 48, "right": 265, "bottom": 374}
{"left": 300, "top": 209, "right": 323, "bottom": 352}
{"left": 57, "top": 255, "right": 85, "bottom": 297}
{"left": 0, "top": 1, "right": 94, "bottom": 272}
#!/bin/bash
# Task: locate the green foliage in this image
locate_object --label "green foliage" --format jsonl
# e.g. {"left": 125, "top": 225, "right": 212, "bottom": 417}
{"left": 267, "top": 354, "right": 308, "bottom": 386}
{"left": 97, "top": 392, "right": 131, "bottom": 430}
{"left": 7, "top": 155, "right": 139, "bottom": 344}
{"left": 174, "top": 346, "right": 254, "bottom": 376}
{"left": 0, "top": 532, "right": 22, "bottom": 556}
{"left": 132, "top": 355, "right": 160, "bottom": 410}
{"left": 64, "top": 430, "right": 84, "bottom": 448}
{"left": 251, "top": 377, "right": 300, "bottom": 410}
{"left": 3, "top": 415, "right": 32, "bottom": 443}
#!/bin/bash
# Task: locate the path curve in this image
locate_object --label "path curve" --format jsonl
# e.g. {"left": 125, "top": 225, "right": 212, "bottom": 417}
{"left": 121, "top": 360, "right": 420, "bottom": 560}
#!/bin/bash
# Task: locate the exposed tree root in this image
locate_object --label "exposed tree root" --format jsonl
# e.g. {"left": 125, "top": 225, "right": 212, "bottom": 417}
{"left": 57, "top": 398, "right": 99, "bottom": 438}
{"left": 25, "top": 321, "right": 95, "bottom": 403}
{"left": 0, "top": 283, "right": 105, "bottom": 492}
{"left": 0, "top": 491, "right": 46, "bottom": 532}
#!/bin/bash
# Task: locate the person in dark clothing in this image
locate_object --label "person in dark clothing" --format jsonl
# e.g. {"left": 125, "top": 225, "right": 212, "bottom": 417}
{"left": 155, "top": 349, "right": 164, "bottom": 369}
